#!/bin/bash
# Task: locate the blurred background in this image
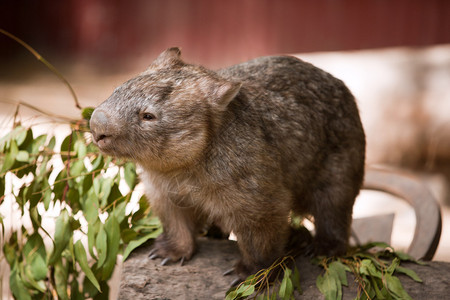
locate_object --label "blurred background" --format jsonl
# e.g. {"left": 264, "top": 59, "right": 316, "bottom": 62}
{"left": 0, "top": 0, "right": 449, "bottom": 297}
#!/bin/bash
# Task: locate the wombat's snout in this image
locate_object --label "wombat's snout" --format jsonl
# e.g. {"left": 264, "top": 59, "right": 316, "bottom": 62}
{"left": 90, "top": 109, "right": 114, "bottom": 147}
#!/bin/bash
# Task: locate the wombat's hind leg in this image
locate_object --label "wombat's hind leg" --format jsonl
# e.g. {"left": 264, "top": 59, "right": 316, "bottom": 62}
{"left": 310, "top": 175, "right": 360, "bottom": 257}
{"left": 233, "top": 220, "right": 291, "bottom": 280}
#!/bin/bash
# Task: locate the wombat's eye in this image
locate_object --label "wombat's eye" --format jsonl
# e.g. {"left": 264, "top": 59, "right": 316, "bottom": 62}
{"left": 141, "top": 113, "right": 156, "bottom": 121}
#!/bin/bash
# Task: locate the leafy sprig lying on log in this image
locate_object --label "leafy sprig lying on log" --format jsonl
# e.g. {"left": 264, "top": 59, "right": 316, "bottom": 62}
{"left": 226, "top": 242, "right": 424, "bottom": 300}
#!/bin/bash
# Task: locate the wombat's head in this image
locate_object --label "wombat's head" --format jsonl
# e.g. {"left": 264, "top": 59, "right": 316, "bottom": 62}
{"left": 90, "top": 47, "right": 240, "bottom": 171}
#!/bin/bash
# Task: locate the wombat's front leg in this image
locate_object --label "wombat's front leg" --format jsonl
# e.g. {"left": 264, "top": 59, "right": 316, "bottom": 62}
{"left": 148, "top": 199, "right": 200, "bottom": 265}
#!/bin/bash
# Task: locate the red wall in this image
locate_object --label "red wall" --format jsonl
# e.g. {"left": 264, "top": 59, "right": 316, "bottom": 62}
{"left": 1, "top": 0, "right": 449, "bottom": 66}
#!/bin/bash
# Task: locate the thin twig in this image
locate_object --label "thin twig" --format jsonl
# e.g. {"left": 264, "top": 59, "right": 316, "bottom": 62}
{"left": 0, "top": 29, "right": 81, "bottom": 110}
{"left": 0, "top": 99, "right": 76, "bottom": 123}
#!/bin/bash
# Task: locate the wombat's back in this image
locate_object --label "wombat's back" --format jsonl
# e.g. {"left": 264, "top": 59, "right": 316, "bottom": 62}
{"left": 218, "top": 55, "right": 365, "bottom": 197}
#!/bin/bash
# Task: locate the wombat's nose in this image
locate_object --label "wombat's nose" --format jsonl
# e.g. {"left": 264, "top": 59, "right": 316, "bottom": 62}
{"left": 90, "top": 109, "right": 111, "bottom": 143}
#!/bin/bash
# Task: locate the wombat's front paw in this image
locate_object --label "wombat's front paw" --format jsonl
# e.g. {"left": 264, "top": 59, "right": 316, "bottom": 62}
{"left": 148, "top": 234, "right": 195, "bottom": 266}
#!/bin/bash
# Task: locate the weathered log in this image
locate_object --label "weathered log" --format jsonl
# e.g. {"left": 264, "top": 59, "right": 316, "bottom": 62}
{"left": 119, "top": 238, "right": 450, "bottom": 299}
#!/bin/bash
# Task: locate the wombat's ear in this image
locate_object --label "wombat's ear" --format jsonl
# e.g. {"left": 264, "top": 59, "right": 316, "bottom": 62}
{"left": 211, "top": 81, "right": 241, "bottom": 109}
{"left": 147, "top": 47, "right": 183, "bottom": 70}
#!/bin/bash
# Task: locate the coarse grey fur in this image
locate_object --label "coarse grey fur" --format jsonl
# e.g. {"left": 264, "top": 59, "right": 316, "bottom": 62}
{"left": 90, "top": 47, "right": 366, "bottom": 278}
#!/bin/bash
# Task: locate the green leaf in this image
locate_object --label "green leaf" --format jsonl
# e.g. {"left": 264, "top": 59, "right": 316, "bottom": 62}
{"left": 53, "top": 169, "right": 68, "bottom": 201}
{"left": 82, "top": 172, "right": 94, "bottom": 194}
{"left": 99, "top": 177, "right": 113, "bottom": 207}
{"left": 124, "top": 162, "right": 137, "bottom": 190}
{"left": 75, "top": 139, "right": 87, "bottom": 159}
{"left": 121, "top": 229, "right": 138, "bottom": 244}
{"left": 15, "top": 127, "right": 28, "bottom": 146}
{"left": 18, "top": 128, "right": 33, "bottom": 149}
{"left": 84, "top": 189, "right": 100, "bottom": 222}
{"left": 31, "top": 134, "right": 47, "bottom": 154}
{"left": 48, "top": 209, "right": 72, "bottom": 265}
{"left": 395, "top": 266, "right": 422, "bottom": 283}
{"left": 102, "top": 215, "right": 121, "bottom": 280}
{"left": 67, "top": 188, "right": 81, "bottom": 213}
{"left": 61, "top": 132, "right": 76, "bottom": 152}
{"left": 387, "top": 258, "right": 400, "bottom": 274}
{"left": 91, "top": 154, "right": 104, "bottom": 172}
{"left": 237, "top": 284, "right": 255, "bottom": 298}
{"left": 47, "top": 136, "right": 56, "bottom": 150}
{"left": 0, "top": 177, "right": 5, "bottom": 197}
{"left": 4, "top": 232, "right": 18, "bottom": 267}
{"left": 292, "top": 265, "right": 302, "bottom": 293}
{"left": 279, "top": 268, "right": 293, "bottom": 299}
{"left": 21, "top": 260, "right": 46, "bottom": 292}
{"left": 359, "top": 259, "right": 383, "bottom": 279}
{"left": 1, "top": 139, "right": 18, "bottom": 173}
{"left": 330, "top": 261, "right": 348, "bottom": 286}
{"left": 106, "top": 182, "right": 123, "bottom": 207}
{"left": 70, "top": 159, "right": 85, "bottom": 177}
{"left": 10, "top": 266, "right": 32, "bottom": 300}
{"left": 23, "top": 233, "right": 47, "bottom": 281}
{"left": 87, "top": 219, "right": 100, "bottom": 259}
{"left": 395, "top": 251, "right": 426, "bottom": 265}
{"left": 96, "top": 224, "right": 108, "bottom": 268}
{"left": 74, "top": 240, "right": 101, "bottom": 292}
{"left": 16, "top": 150, "right": 30, "bottom": 162}
{"left": 225, "top": 289, "right": 238, "bottom": 300}
{"left": 82, "top": 107, "right": 95, "bottom": 121}
{"left": 123, "top": 227, "right": 163, "bottom": 261}
{"left": 385, "top": 274, "right": 412, "bottom": 300}
{"left": 54, "top": 259, "right": 69, "bottom": 300}
{"left": 316, "top": 271, "right": 338, "bottom": 300}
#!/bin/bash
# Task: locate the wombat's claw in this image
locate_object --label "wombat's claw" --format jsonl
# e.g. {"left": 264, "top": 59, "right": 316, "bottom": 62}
{"left": 149, "top": 254, "right": 159, "bottom": 260}
{"left": 230, "top": 277, "right": 242, "bottom": 287}
{"left": 179, "top": 256, "right": 186, "bottom": 266}
{"left": 160, "top": 257, "right": 171, "bottom": 266}
{"left": 148, "top": 249, "right": 158, "bottom": 259}
{"left": 223, "top": 268, "right": 234, "bottom": 276}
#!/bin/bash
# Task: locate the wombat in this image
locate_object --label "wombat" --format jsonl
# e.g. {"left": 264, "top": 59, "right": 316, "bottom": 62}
{"left": 90, "top": 47, "right": 366, "bottom": 279}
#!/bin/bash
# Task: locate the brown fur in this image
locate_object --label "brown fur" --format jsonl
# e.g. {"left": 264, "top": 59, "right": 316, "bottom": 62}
{"left": 90, "top": 48, "right": 366, "bottom": 277}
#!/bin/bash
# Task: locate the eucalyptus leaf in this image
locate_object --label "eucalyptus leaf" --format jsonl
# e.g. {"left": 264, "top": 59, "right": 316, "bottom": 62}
{"left": 54, "top": 259, "right": 69, "bottom": 300}
{"left": 82, "top": 107, "right": 95, "bottom": 121}
{"left": 10, "top": 266, "right": 32, "bottom": 300}
{"left": 278, "top": 268, "right": 293, "bottom": 300}
{"left": 88, "top": 220, "right": 100, "bottom": 259}
{"left": 96, "top": 224, "right": 108, "bottom": 268}
{"left": 102, "top": 215, "right": 121, "bottom": 280}
{"left": 123, "top": 227, "right": 163, "bottom": 261}
{"left": 48, "top": 209, "right": 71, "bottom": 265}
{"left": 16, "top": 150, "right": 30, "bottom": 162}
{"left": 124, "top": 162, "right": 137, "bottom": 190}
{"left": 316, "top": 271, "right": 338, "bottom": 300}
{"left": 0, "top": 177, "right": 5, "bottom": 197}
{"left": 1, "top": 139, "right": 18, "bottom": 173}
{"left": 31, "top": 134, "right": 47, "bottom": 154}
{"left": 385, "top": 274, "right": 412, "bottom": 300}
{"left": 75, "top": 139, "right": 87, "bottom": 159}
{"left": 395, "top": 266, "right": 422, "bottom": 282}
{"left": 23, "top": 233, "right": 47, "bottom": 281}
{"left": 292, "top": 265, "right": 302, "bottom": 294}
{"left": 329, "top": 261, "right": 348, "bottom": 286}
{"left": 74, "top": 240, "right": 101, "bottom": 292}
